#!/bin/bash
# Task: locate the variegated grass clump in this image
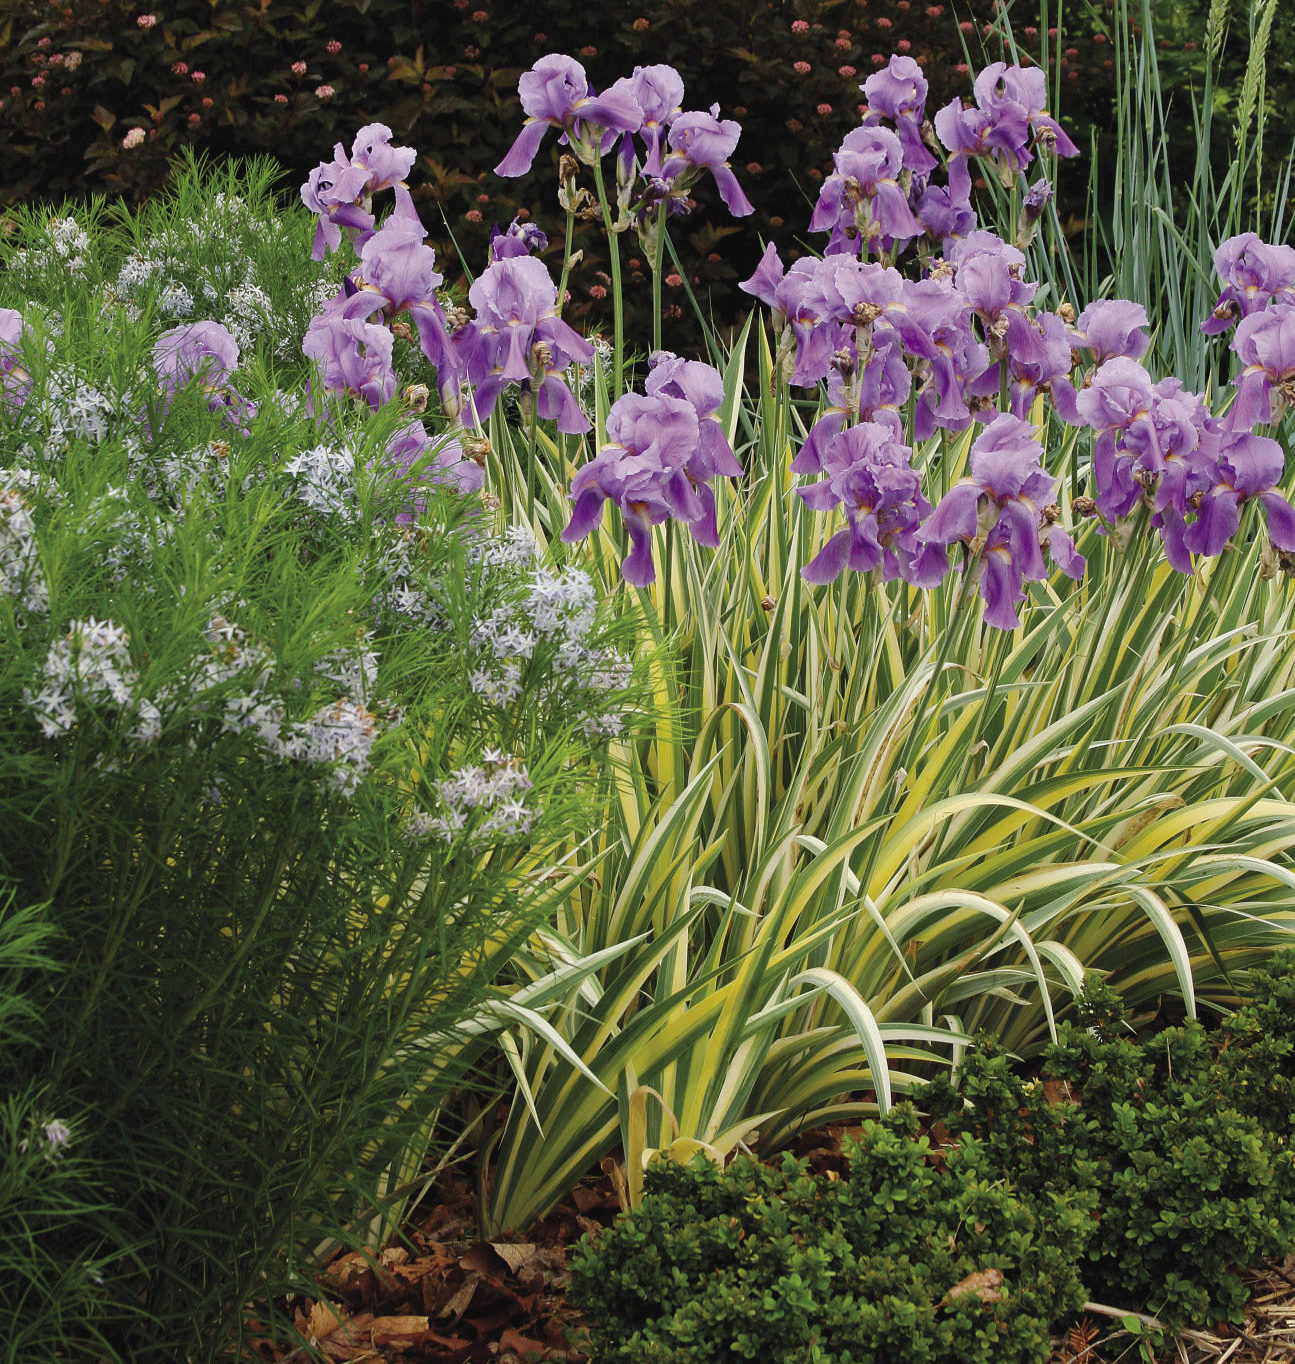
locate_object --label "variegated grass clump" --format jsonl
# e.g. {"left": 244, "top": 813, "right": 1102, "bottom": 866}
{"left": 467, "top": 0, "right": 1295, "bottom": 1235}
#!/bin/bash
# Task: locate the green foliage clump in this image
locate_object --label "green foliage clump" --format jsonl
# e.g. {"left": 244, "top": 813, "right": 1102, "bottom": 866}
{"left": 922, "top": 976, "right": 1295, "bottom": 1329}
{"left": 570, "top": 1107, "right": 1088, "bottom": 1364}
{"left": 0, "top": 167, "right": 635, "bottom": 1361}
{"left": 1213, "top": 948, "right": 1295, "bottom": 1141}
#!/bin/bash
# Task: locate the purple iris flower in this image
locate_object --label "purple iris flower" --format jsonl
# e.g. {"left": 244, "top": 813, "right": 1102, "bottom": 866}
{"left": 913, "top": 180, "right": 978, "bottom": 248}
{"left": 153, "top": 319, "right": 239, "bottom": 389}
{"left": 1134, "top": 379, "right": 1216, "bottom": 573}
{"left": 904, "top": 277, "right": 989, "bottom": 439}
{"left": 495, "top": 54, "right": 643, "bottom": 177}
{"left": 1074, "top": 298, "right": 1151, "bottom": 366}
{"left": 809, "top": 125, "right": 922, "bottom": 257}
{"left": 351, "top": 123, "right": 418, "bottom": 193}
{"left": 795, "top": 421, "right": 940, "bottom": 585}
{"left": 660, "top": 105, "right": 754, "bottom": 218}
{"left": 1185, "top": 427, "right": 1295, "bottom": 558}
{"left": 739, "top": 242, "right": 786, "bottom": 316}
{"left": 384, "top": 419, "right": 484, "bottom": 521}
{"left": 561, "top": 392, "right": 713, "bottom": 586}
{"left": 0, "top": 308, "right": 43, "bottom": 408}
{"left": 1050, "top": 298, "right": 1152, "bottom": 427}
{"left": 949, "top": 232, "right": 1036, "bottom": 350}
{"left": 862, "top": 55, "right": 937, "bottom": 175}
{"left": 302, "top": 307, "right": 396, "bottom": 411}
{"left": 920, "top": 413, "right": 1083, "bottom": 628}
{"left": 456, "top": 255, "right": 593, "bottom": 433}
{"left": 152, "top": 320, "right": 257, "bottom": 433}
{"left": 301, "top": 144, "right": 373, "bottom": 260}
{"left": 1201, "top": 234, "right": 1295, "bottom": 335}
{"left": 935, "top": 62, "right": 1078, "bottom": 200}
{"left": 1230, "top": 304, "right": 1295, "bottom": 429}
{"left": 607, "top": 64, "right": 685, "bottom": 178}
{"left": 1002, "top": 310, "right": 1073, "bottom": 419}
{"left": 1073, "top": 356, "right": 1158, "bottom": 519}
{"left": 301, "top": 125, "right": 418, "bottom": 261}
{"left": 489, "top": 218, "right": 550, "bottom": 263}
{"left": 336, "top": 195, "right": 463, "bottom": 405}
{"left": 765, "top": 256, "right": 849, "bottom": 387}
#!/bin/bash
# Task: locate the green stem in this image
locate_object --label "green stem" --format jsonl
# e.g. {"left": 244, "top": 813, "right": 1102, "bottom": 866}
{"left": 590, "top": 157, "right": 625, "bottom": 396}
{"left": 524, "top": 395, "right": 540, "bottom": 532}
{"left": 555, "top": 208, "right": 577, "bottom": 320}
{"left": 651, "top": 201, "right": 669, "bottom": 356}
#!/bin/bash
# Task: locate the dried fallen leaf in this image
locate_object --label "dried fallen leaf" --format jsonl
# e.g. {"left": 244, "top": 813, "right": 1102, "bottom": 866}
{"left": 307, "top": 1299, "right": 345, "bottom": 1341}
{"left": 941, "top": 1267, "right": 1005, "bottom": 1305}
{"left": 491, "top": 1242, "right": 540, "bottom": 1277}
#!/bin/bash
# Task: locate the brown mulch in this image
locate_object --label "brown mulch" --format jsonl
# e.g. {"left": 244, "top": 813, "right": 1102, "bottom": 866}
{"left": 245, "top": 1138, "right": 1295, "bottom": 1364}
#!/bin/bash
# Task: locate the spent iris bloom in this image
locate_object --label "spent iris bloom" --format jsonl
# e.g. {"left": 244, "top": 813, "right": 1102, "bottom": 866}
{"left": 794, "top": 420, "right": 940, "bottom": 585}
{"left": 920, "top": 413, "right": 1083, "bottom": 628}
{"left": 495, "top": 54, "right": 643, "bottom": 176}
{"left": 1230, "top": 304, "right": 1295, "bottom": 429}
{"left": 1201, "top": 234, "right": 1295, "bottom": 335}
{"left": 456, "top": 255, "right": 593, "bottom": 433}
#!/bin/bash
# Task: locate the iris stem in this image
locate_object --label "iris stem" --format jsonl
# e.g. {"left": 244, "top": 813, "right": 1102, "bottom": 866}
{"left": 651, "top": 202, "right": 669, "bottom": 356}
{"left": 524, "top": 395, "right": 540, "bottom": 530}
{"left": 590, "top": 157, "right": 625, "bottom": 397}
{"left": 555, "top": 208, "right": 577, "bottom": 320}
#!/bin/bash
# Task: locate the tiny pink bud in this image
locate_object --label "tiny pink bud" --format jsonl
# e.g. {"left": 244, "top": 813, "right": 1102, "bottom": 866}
{"left": 191, "top": 70, "right": 205, "bottom": 82}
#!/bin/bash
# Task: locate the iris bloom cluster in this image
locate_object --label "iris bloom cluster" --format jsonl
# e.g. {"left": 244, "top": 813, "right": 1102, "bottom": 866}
{"left": 562, "top": 353, "right": 742, "bottom": 586}
{"left": 287, "top": 51, "right": 1293, "bottom": 633}
{"left": 496, "top": 55, "right": 754, "bottom": 226}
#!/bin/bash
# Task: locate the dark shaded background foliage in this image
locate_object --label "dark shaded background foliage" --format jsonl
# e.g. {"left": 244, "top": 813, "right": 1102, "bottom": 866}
{"left": 1, "top": 0, "right": 1288, "bottom": 343}
{"left": 0, "top": 0, "right": 1128, "bottom": 342}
